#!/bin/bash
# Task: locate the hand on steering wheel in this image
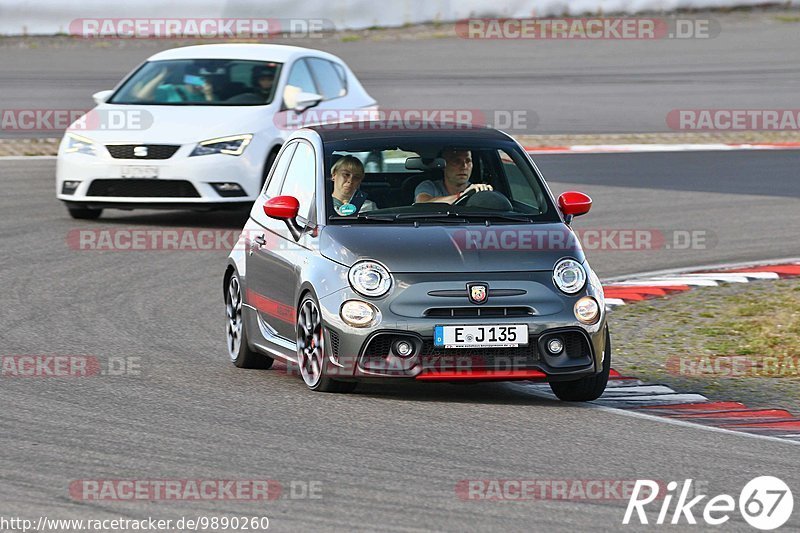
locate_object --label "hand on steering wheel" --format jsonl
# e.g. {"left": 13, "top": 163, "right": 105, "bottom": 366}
{"left": 454, "top": 183, "right": 493, "bottom": 205}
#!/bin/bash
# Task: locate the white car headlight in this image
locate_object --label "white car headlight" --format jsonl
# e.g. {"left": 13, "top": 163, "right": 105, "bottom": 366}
{"left": 190, "top": 134, "right": 253, "bottom": 157}
{"left": 348, "top": 261, "right": 392, "bottom": 298}
{"left": 553, "top": 258, "right": 587, "bottom": 294}
{"left": 63, "top": 132, "right": 97, "bottom": 156}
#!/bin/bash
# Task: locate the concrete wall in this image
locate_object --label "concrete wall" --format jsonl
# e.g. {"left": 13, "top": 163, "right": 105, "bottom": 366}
{"left": 0, "top": 0, "right": 790, "bottom": 35}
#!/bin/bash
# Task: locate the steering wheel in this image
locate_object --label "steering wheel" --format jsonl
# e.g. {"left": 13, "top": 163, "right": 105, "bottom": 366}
{"left": 453, "top": 188, "right": 478, "bottom": 206}
{"left": 454, "top": 190, "right": 513, "bottom": 211}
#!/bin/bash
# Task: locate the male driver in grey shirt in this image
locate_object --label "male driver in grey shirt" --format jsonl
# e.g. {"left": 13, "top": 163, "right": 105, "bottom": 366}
{"left": 414, "top": 149, "right": 492, "bottom": 204}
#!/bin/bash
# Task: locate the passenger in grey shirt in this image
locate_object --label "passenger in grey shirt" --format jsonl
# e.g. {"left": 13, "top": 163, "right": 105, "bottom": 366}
{"left": 414, "top": 149, "right": 492, "bottom": 204}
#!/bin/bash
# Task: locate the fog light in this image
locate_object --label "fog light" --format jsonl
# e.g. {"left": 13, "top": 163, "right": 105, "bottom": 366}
{"left": 340, "top": 300, "right": 377, "bottom": 328}
{"left": 61, "top": 181, "right": 81, "bottom": 194}
{"left": 211, "top": 182, "right": 246, "bottom": 197}
{"left": 393, "top": 340, "right": 414, "bottom": 357}
{"left": 574, "top": 296, "right": 600, "bottom": 324}
{"left": 547, "top": 338, "right": 564, "bottom": 354}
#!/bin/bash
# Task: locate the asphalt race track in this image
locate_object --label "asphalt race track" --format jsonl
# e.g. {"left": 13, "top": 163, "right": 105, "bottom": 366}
{"left": 2, "top": 13, "right": 800, "bottom": 530}
{"left": 1, "top": 151, "right": 799, "bottom": 531}
{"left": 1, "top": 13, "right": 799, "bottom": 134}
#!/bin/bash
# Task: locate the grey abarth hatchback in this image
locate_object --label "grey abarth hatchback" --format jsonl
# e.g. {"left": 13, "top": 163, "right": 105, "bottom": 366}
{"left": 223, "top": 123, "right": 610, "bottom": 400}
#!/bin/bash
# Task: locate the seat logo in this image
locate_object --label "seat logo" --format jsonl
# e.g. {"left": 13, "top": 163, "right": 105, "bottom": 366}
{"left": 468, "top": 283, "right": 488, "bottom": 304}
{"left": 133, "top": 146, "right": 148, "bottom": 157}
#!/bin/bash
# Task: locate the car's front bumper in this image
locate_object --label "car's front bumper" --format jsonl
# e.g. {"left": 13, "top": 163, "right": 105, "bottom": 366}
{"left": 56, "top": 138, "right": 264, "bottom": 208}
{"left": 315, "top": 271, "right": 607, "bottom": 382}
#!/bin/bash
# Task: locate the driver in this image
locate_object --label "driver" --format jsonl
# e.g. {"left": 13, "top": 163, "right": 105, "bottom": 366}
{"left": 252, "top": 65, "right": 277, "bottom": 101}
{"left": 414, "top": 149, "right": 492, "bottom": 204}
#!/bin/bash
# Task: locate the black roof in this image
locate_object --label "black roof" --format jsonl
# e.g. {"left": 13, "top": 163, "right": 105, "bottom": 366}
{"left": 308, "top": 122, "right": 513, "bottom": 144}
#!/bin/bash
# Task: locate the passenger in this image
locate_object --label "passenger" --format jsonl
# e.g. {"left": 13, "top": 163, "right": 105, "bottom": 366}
{"left": 151, "top": 73, "right": 215, "bottom": 102}
{"left": 331, "top": 155, "right": 377, "bottom": 215}
{"left": 182, "top": 74, "right": 215, "bottom": 102}
{"left": 414, "top": 149, "right": 492, "bottom": 204}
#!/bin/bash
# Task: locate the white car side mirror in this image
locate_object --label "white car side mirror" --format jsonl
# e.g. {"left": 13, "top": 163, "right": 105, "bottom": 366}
{"left": 92, "top": 90, "right": 114, "bottom": 105}
{"left": 292, "top": 92, "right": 323, "bottom": 113}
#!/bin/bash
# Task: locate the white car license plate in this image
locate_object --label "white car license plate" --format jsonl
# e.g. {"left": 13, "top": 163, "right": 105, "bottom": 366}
{"left": 120, "top": 166, "right": 159, "bottom": 179}
{"left": 434, "top": 325, "right": 528, "bottom": 348}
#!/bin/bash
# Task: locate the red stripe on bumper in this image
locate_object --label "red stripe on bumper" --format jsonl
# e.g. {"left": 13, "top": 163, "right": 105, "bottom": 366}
{"left": 416, "top": 369, "right": 547, "bottom": 382}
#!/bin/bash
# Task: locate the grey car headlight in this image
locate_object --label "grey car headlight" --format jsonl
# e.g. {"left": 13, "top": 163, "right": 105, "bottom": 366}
{"left": 553, "top": 258, "right": 587, "bottom": 294}
{"left": 64, "top": 132, "right": 97, "bottom": 156}
{"left": 348, "top": 261, "right": 392, "bottom": 298}
{"left": 190, "top": 134, "right": 253, "bottom": 157}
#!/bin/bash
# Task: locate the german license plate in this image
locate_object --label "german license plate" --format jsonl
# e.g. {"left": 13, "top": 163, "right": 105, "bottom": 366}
{"left": 120, "top": 166, "right": 159, "bottom": 179}
{"left": 434, "top": 325, "right": 528, "bottom": 348}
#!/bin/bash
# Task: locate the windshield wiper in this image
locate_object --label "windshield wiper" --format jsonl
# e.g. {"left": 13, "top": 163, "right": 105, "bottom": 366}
{"left": 394, "top": 212, "right": 469, "bottom": 223}
{"left": 396, "top": 211, "right": 534, "bottom": 223}
{"left": 351, "top": 213, "right": 397, "bottom": 222}
{"left": 460, "top": 212, "right": 535, "bottom": 223}
{"left": 344, "top": 211, "right": 535, "bottom": 224}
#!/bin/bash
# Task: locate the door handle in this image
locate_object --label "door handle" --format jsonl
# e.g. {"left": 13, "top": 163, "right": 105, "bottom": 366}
{"left": 254, "top": 234, "right": 266, "bottom": 246}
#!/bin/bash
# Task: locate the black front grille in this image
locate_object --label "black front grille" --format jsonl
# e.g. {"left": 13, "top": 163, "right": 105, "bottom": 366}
{"left": 361, "top": 333, "right": 539, "bottom": 372}
{"left": 425, "top": 307, "right": 533, "bottom": 318}
{"left": 363, "top": 335, "right": 394, "bottom": 359}
{"left": 86, "top": 179, "right": 200, "bottom": 198}
{"left": 562, "top": 331, "right": 592, "bottom": 359}
{"left": 106, "top": 144, "right": 180, "bottom": 159}
{"left": 419, "top": 340, "right": 539, "bottom": 370}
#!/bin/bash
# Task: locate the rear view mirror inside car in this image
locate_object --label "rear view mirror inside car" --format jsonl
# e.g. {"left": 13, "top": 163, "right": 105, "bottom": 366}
{"left": 405, "top": 157, "right": 446, "bottom": 170}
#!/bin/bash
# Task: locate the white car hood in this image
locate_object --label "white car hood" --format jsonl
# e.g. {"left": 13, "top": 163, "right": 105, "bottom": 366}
{"left": 67, "top": 103, "right": 274, "bottom": 144}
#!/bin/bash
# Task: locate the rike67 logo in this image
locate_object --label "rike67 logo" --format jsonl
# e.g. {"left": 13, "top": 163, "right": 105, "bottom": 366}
{"left": 624, "top": 477, "right": 793, "bottom": 530}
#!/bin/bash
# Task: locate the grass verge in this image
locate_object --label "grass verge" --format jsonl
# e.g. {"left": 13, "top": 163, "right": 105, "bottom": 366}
{"left": 610, "top": 277, "right": 800, "bottom": 412}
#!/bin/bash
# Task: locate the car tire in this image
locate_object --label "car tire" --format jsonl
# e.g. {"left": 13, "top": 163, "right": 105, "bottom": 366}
{"left": 226, "top": 271, "right": 274, "bottom": 369}
{"left": 549, "top": 326, "right": 611, "bottom": 402}
{"left": 297, "top": 293, "right": 357, "bottom": 393}
{"left": 66, "top": 205, "right": 103, "bottom": 220}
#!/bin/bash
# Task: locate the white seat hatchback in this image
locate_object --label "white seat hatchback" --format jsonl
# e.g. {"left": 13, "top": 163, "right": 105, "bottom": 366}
{"left": 56, "top": 43, "right": 376, "bottom": 219}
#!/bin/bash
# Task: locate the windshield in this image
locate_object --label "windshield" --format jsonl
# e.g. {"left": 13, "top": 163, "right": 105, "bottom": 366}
{"left": 110, "top": 59, "right": 282, "bottom": 106}
{"left": 324, "top": 140, "right": 559, "bottom": 224}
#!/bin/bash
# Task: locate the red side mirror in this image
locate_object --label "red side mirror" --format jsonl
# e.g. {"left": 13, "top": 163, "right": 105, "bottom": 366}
{"left": 558, "top": 191, "right": 592, "bottom": 217}
{"left": 263, "top": 195, "right": 299, "bottom": 220}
